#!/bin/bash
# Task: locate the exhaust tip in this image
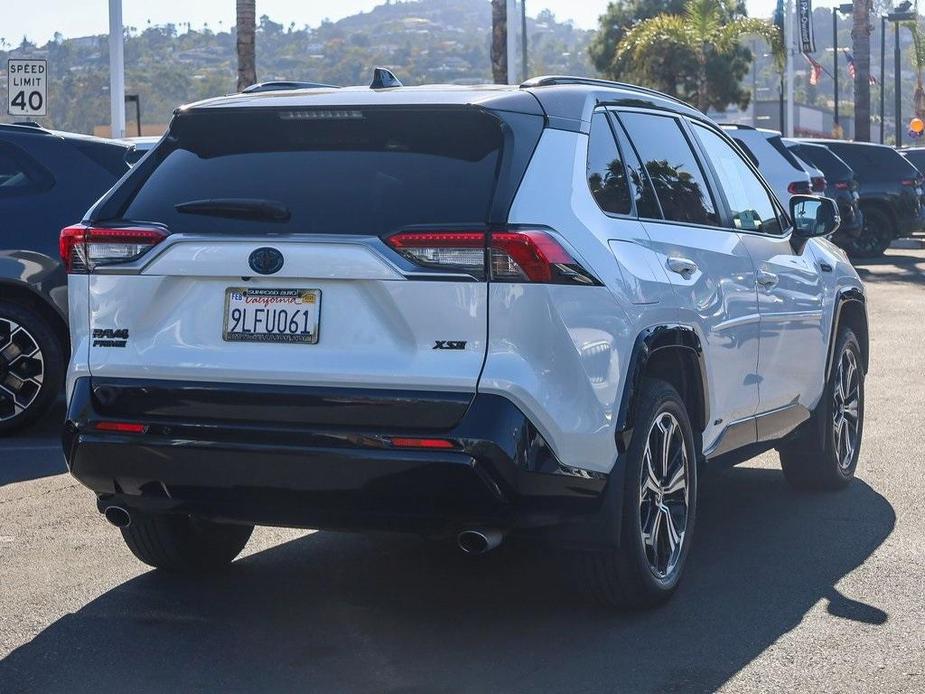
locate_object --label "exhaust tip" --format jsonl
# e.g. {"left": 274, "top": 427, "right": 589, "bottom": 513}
{"left": 457, "top": 528, "right": 503, "bottom": 555}
{"left": 104, "top": 506, "right": 131, "bottom": 528}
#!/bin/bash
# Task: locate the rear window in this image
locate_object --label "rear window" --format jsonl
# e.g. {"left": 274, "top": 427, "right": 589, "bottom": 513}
{"left": 767, "top": 135, "right": 806, "bottom": 172}
{"left": 791, "top": 144, "right": 853, "bottom": 181}
{"left": 902, "top": 149, "right": 925, "bottom": 173}
{"left": 825, "top": 143, "right": 919, "bottom": 180}
{"left": 122, "top": 108, "right": 502, "bottom": 236}
{"left": 74, "top": 141, "right": 130, "bottom": 178}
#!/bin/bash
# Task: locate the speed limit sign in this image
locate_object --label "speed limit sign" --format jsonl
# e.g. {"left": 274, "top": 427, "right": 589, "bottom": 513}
{"left": 7, "top": 59, "right": 47, "bottom": 117}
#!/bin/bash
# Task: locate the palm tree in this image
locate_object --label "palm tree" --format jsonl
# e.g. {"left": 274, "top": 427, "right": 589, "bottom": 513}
{"left": 617, "top": 0, "right": 781, "bottom": 113}
{"left": 236, "top": 0, "right": 256, "bottom": 92}
{"left": 491, "top": 0, "right": 507, "bottom": 84}
{"left": 852, "top": 0, "right": 872, "bottom": 141}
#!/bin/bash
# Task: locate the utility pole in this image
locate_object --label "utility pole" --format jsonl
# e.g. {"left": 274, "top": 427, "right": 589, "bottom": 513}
{"left": 506, "top": 0, "right": 517, "bottom": 83}
{"left": 852, "top": 0, "right": 873, "bottom": 141}
{"left": 785, "top": 0, "right": 794, "bottom": 136}
{"left": 881, "top": 14, "right": 886, "bottom": 143}
{"left": 834, "top": 8, "right": 839, "bottom": 129}
{"left": 108, "top": 0, "right": 125, "bottom": 139}
{"left": 520, "top": 0, "right": 528, "bottom": 81}
{"left": 895, "top": 19, "right": 902, "bottom": 146}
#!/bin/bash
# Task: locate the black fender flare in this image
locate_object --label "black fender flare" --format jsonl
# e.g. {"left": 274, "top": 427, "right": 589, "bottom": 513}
{"left": 615, "top": 324, "right": 709, "bottom": 437}
{"left": 825, "top": 287, "right": 868, "bottom": 380}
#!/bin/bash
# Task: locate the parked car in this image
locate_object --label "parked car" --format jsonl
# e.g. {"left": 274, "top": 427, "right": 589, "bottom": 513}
{"left": 0, "top": 122, "right": 129, "bottom": 432}
{"left": 899, "top": 146, "right": 925, "bottom": 178}
{"left": 61, "top": 75, "right": 868, "bottom": 609}
{"left": 719, "top": 124, "right": 812, "bottom": 204}
{"left": 802, "top": 139, "right": 925, "bottom": 256}
{"left": 784, "top": 139, "right": 864, "bottom": 251}
{"left": 119, "top": 136, "right": 161, "bottom": 167}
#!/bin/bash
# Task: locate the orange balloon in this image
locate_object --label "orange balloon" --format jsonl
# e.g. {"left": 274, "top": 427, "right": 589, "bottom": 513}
{"left": 911, "top": 117, "right": 925, "bottom": 133}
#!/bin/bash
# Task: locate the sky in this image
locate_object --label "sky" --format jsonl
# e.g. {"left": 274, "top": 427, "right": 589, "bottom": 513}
{"left": 5, "top": 0, "right": 808, "bottom": 45}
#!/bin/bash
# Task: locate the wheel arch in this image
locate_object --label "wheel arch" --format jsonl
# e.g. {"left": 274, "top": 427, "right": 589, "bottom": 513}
{"left": 827, "top": 287, "right": 869, "bottom": 376}
{"left": 616, "top": 325, "right": 708, "bottom": 442}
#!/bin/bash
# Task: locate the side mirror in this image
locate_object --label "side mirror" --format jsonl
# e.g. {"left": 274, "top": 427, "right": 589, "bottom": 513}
{"left": 789, "top": 195, "right": 840, "bottom": 238}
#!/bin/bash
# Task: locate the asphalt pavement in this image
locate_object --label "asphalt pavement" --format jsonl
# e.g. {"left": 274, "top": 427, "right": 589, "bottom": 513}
{"left": 1, "top": 249, "right": 924, "bottom": 693}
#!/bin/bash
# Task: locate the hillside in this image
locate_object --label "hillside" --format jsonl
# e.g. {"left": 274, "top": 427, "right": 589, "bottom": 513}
{"left": 0, "top": 0, "right": 595, "bottom": 135}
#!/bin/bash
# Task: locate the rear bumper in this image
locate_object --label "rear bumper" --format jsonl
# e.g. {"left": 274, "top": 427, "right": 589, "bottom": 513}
{"left": 63, "top": 378, "right": 612, "bottom": 542}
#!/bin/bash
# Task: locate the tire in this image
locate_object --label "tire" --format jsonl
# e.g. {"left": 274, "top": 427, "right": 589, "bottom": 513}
{"left": 575, "top": 378, "right": 698, "bottom": 609}
{"left": 841, "top": 206, "right": 893, "bottom": 258}
{"left": 0, "top": 301, "right": 64, "bottom": 435}
{"left": 119, "top": 513, "right": 254, "bottom": 572}
{"left": 779, "top": 328, "right": 864, "bottom": 491}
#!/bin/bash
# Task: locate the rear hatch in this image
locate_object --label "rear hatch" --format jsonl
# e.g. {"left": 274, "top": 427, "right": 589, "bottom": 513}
{"left": 73, "top": 107, "right": 512, "bottom": 408}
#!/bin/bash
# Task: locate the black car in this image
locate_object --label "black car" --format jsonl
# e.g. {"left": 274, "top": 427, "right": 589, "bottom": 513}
{"left": 900, "top": 146, "right": 925, "bottom": 181}
{"left": 802, "top": 139, "right": 925, "bottom": 256}
{"left": 784, "top": 139, "right": 864, "bottom": 249}
{"left": 0, "top": 122, "right": 129, "bottom": 432}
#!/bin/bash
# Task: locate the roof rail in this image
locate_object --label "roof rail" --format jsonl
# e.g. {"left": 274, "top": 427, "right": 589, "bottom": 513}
{"left": 520, "top": 75, "right": 690, "bottom": 107}
{"left": 242, "top": 81, "right": 339, "bottom": 93}
{"left": 0, "top": 121, "right": 51, "bottom": 134}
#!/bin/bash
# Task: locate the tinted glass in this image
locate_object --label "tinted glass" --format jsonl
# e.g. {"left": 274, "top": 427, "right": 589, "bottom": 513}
{"left": 587, "top": 112, "right": 630, "bottom": 215}
{"left": 902, "top": 149, "right": 925, "bottom": 173}
{"left": 791, "top": 144, "right": 853, "bottom": 181}
{"left": 0, "top": 143, "right": 51, "bottom": 196}
{"left": 619, "top": 112, "right": 719, "bottom": 226}
{"left": 124, "top": 109, "right": 502, "bottom": 236}
{"left": 768, "top": 135, "right": 806, "bottom": 171}
{"left": 611, "top": 117, "right": 661, "bottom": 218}
{"left": 825, "top": 143, "right": 920, "bottom": 180}
{"left": 74, "top": 141, "right": 130, "bottom": 177}
{"left": 693, "top": 124, "right": 782, "bottom": 235}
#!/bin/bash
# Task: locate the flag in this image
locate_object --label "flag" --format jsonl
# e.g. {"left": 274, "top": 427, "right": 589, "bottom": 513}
{"left": 843, "top": 49, "right": 879, "bottom": 85}
{"left": 804, "top": 53, "right": 823, "bottom": 86}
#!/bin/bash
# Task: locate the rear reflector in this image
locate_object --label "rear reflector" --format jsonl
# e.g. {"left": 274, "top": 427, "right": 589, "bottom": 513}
{"left": 385, "top": 228, "right": 598, "bottom": 285}
{"left": 93, "top": 421, "right": 147, "bottom": 433}
{"left": 60, "top": 225, "right": 168, "bottom": 273}
{"left": 390, "top": 437, "right": 456, "bottom": 449}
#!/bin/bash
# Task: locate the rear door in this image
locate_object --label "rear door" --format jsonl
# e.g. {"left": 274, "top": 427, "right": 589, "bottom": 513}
{"left": 613, "top": 110, "right": 761, "bottom": 454}
{"left": 81, "top": 108, "right": 507, "bottom": 394}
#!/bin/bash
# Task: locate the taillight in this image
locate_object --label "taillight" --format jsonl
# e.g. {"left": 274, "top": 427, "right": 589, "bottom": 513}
{"left": 788, "top": 181, "right": 812, "bottom": 195}
{"left": 834, "top": 181, "right": 850, "bottom": 190}
{"left": 385, "top": 228, "right": 598, "bottom": 285}
{"left": 900, "top": 177, "right": 922, "bottom": 187}
{"left": 811, "top": 176, "right": 827, "bottom": 193}
{"left": 60, "top": 224, "right": 168, "bottom": 273}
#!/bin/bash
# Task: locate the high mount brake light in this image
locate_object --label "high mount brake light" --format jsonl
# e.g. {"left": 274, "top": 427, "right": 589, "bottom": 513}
{"left": 385, "top": 229, "right": 598, "bottom": 285}
{"left": 60, "top": 225, "right": 168, "bottom": 273}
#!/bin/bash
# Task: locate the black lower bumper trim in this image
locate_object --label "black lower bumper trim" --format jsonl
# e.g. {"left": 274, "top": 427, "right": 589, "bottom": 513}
{"left": 64, "top": 378, "right": 609, "bottom": 539}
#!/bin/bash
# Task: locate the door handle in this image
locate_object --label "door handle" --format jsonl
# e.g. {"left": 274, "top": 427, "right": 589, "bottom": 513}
{"left": 756, "top": 269, "right": 779, "bottom": 289}
{"left": 667, "top": 256, "right": 698, "bottom": 278}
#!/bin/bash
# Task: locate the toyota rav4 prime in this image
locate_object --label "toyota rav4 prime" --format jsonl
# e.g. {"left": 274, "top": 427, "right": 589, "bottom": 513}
{"left": 60, "top": 73, "right": 868, "bottom": 609}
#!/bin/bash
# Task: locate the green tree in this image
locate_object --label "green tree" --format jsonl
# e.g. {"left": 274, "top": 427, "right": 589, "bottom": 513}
{"left": 591, "top": 0, "right": 779, "bottom": 112}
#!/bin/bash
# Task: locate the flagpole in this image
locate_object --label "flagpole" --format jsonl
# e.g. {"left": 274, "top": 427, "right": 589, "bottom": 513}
{"left": 785, "top": 0, "right": 795, "bottom": 136}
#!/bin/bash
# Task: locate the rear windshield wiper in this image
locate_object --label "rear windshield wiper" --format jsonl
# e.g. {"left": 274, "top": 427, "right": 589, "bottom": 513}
{"left": 174, "top": 198, "right": 291, "bottom": 222}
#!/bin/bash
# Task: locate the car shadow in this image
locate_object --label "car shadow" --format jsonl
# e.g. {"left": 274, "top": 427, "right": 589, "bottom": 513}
{"left": 853, "top": 252, "right": 925, "bottom": 284}
{"left": 0, "top": 466, "right": 894, "bottom": 693}
{"left": 0, "top": 400, "right": 67, "bottom": 486}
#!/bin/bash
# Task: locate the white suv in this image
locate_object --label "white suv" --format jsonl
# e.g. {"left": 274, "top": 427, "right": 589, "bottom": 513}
{"left": 61, "top": 75, "right": 868, "bottom": 609}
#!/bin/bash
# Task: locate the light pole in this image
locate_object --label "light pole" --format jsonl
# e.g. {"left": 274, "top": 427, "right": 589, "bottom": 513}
{"left": 888, "top": 2, "right": 916, "bottom": 146}
{"left": 108, "top": 0, "right": 125, "bottom": 138}
{"left": 881, "top": 14, "right": 887, "bottom": 143}
{"left": 833, "top": 4, "right": 853, "bottom": 134}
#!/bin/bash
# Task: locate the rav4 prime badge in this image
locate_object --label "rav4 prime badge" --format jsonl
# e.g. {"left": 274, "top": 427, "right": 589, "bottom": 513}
{"left": 92, "top": 328, "right": 129, "bottom": 348}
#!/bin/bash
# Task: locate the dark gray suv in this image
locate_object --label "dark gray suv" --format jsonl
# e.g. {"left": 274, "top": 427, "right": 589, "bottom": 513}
{"left": 0, "top": 122, "right": 128, "bottom": 433}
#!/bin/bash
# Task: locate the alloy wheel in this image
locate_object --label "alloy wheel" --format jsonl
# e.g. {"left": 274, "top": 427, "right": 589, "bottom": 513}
{"left": 0, "top": 318, "right": 45, "bottom": 422}
{"left": 639, "top": 411, "right": 690, "bottom": 579}
{"left": 832, "top": 348, "right": 861, "bottom": 470}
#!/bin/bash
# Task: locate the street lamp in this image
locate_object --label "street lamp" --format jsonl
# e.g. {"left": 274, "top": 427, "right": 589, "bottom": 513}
{"left": 885, "top": 1, "right": 916, "bottom": 146}
{"left": 833, "top": 3, "right": 853, "bottom": 134}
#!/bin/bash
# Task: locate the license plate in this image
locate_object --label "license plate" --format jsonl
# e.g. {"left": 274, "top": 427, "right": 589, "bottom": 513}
{"left": 223, "top": 288, "right": 321, "bottom": 344}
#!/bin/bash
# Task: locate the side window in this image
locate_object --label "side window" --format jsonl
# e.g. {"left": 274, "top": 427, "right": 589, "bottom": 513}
{"left": 693, "top": 124, "right": 782, "bottom": 235}
{"left": 610, "top": 115, "right": 662, "bottom": 219}
{"left": 587, "top": 112, "right": 631, "bottom": 215}
{"left": 618, "top": 112, "right": 719, "bottom": 227}
{"left": 0, "top": 143, "right": 52, "bottom": 196}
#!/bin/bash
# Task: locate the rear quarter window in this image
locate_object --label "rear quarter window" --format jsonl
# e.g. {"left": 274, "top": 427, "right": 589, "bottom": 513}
{"left": 121, "top": 108, "right": 503, "bottom": 236}
{"left": 0, "top": 141, "right": 54, "bottom": 196}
